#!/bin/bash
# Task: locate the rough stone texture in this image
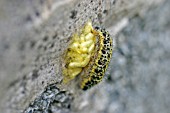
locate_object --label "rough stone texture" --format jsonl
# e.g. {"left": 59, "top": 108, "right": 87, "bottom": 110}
{"left": 24, "top": 83, "right": 74, "bottom": 113}
{"left": 0, "top": 0, "right": 170, "bottom": 113}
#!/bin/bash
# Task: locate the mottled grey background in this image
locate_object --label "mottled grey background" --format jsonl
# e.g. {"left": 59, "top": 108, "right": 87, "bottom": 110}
{"left": 0, "top": 0, "right": 169, "bottom": 113}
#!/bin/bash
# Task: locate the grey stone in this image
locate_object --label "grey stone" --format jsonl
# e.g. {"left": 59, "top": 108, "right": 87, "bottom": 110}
{"left": 0, "top": 0, "right": 169, "bottom": 113}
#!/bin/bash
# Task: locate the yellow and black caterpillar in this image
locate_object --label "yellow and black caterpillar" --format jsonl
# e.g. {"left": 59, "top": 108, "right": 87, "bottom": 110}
{"left": 62, "top": 21, "right": 113, "bottom": 90}
{"left": 80, "top": 26, "right": 113, "bottom": 90}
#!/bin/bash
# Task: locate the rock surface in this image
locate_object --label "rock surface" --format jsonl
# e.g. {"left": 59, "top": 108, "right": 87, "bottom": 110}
{"left": 0, "top": 0, "right": 169, "bottom": 113}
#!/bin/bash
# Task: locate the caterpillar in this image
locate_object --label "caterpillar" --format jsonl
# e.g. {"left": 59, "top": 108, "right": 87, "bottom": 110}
{"left": 80, "top": 26, "right": 113, "bottom": 90}
{"left": 62, "top": 21, "right": 113, "bottom": 90}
